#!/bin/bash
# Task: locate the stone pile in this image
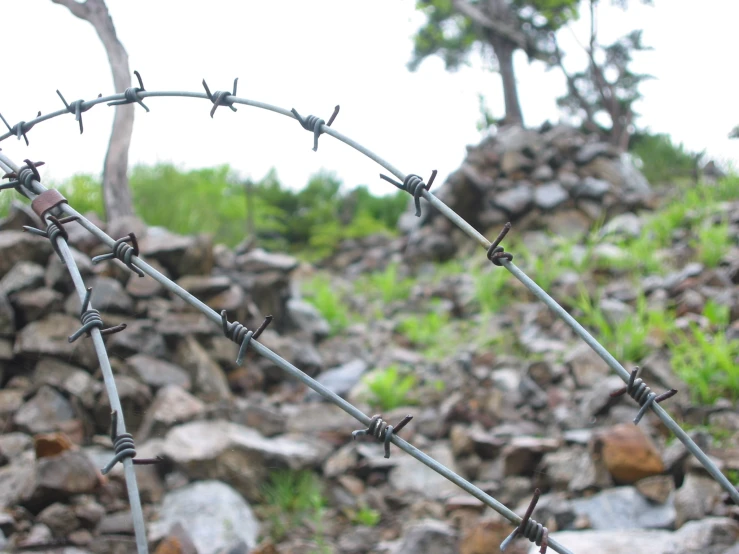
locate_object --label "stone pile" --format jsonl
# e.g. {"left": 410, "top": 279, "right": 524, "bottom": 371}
{"left": 0, "top": 174, "right": 738, "bottom": 553}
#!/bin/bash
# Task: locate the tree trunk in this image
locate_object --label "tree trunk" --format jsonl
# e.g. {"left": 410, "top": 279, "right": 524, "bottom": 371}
{"left": 490, "top": 36, "right": 524, "bottom": 127}
{"left": 52, "top": 0, "right": 135, "bottom": 222}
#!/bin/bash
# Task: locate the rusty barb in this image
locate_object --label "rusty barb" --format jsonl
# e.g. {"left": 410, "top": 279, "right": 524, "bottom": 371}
{"left": 0, "top": 111, "right": 41, "bottom": 146}
{"left": 108, "top": 70, "right": 150, "bottom": 112}
{"left": 221, "top": 310, "right": 273, "bottom": 365}
{"left": 68, "top": 287, "right": 127, "bottom": 343}
{"left": 487, "top": 222, "right": 514, "bottom": 266}
{"left": 379, "top": 170, "right": 436, "bottom": 217}
{"left": 101, "top": 410, "right": 163, "bottom": 476}
{"left": 501, "top": 488, "right": 549, "bottom": 554}
{"left": 92, "top": 232, "right": 145, "bottom": 277}
{"left": 610, "top": 366, "right": 678, "bottom": 425}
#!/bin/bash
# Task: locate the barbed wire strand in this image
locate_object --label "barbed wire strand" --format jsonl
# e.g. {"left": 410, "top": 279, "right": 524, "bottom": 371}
{"left": 0, "top": 150, "right": 574, "bottom": 554}
{"left": 0, "top": 159, "right": 149, "bottom": 553}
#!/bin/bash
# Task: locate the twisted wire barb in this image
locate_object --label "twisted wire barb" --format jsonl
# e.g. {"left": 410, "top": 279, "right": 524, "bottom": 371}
{"left": 0, "top": 156, "right": 149, "bottom": 554}
{"left": 0, "top": 77, "right": 735, "bottom": 540}
{"left": 610, "top": 366, "right": 678, "bottom": 425}
{"left": 0, "top": 151, "right": 575, "bottom": 554}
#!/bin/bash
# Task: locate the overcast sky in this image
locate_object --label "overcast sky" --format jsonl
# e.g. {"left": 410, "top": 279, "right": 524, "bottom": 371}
{"left": 1, "top": 0, "right": 737, "bottom": 195}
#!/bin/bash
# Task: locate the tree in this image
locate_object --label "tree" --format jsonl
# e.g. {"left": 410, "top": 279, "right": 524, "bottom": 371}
{"left": 553, "top": 0, "right": 653, "bottom": 150}
{"left": 51, "top": 0, "right": 136, "bottom": 221}
{"left": 410, "top": 0, "right": 580, "bottom": 126}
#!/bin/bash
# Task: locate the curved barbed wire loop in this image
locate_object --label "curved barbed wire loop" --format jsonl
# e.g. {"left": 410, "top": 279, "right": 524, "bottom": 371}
{"left": 0, "top": 79, "right": 735, "bottom": 547}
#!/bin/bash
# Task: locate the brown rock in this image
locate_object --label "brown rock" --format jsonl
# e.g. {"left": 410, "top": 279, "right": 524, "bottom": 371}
{"left": 34, "top": 432, "right": 75, "bottom": 459}
{"left": 460, "top": 517, "right": 513, "bottom": 554}
{"left": 593, "top": 424, "right": 664, "bottom": 484}
{"left": 635, "top": 475, "right": 674, "bottom": 504}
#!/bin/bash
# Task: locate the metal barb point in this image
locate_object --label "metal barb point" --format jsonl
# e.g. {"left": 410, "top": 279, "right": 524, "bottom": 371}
{"left": 202, "top": 78, "right": 238, "bottom": 118}
{"left": 501, "top": 488, "right": 548, "bottom": 553}
{"left": 609, "top": 366, "right": 677, "bottom": 425}
{"left": 91, "top": 232, "right": 144, "bottom": 277}
{"left": 378, "top": 173, "right": 429, "bottom": 217}
{"left": 68, "top": 287, "right": 127, "bottom": 343}
{"left": 108, "top": 71, "right": 149, "bottom": 112}
{"left": 486, "top": 222, "right": 514, "bottom": 266}
{"left": 352, "top": 414, "right": 412, "bottom": 459}
{"left": 57, "top": 90, "right": 91, "bottom": 134}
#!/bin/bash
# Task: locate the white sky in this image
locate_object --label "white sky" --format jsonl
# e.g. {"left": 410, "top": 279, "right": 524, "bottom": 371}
{"left": 1, "top": 0, "right": 737, "bottom": 195}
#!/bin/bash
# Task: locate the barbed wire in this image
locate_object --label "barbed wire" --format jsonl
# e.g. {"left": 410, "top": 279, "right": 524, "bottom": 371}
{"left": 1, "top": 75, "right": 737, "bottom": 552}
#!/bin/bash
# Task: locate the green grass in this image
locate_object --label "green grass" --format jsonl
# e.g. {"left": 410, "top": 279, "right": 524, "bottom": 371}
{"left": 351, "top": 506, "right": 381, "bottom": 527}
{"left": 474, "top": 266, "right": 513, "bottom": 313}
{"left": 397, "top": 307, "right": 449, "bottom": 348}
{"left": 693, "top": 219, "right": 732, "bottom": 268}
{"left": 302, "top": 276, "right": 351, "bottom": 335}
{"left": 261, "top": 470, "right": 327, "bottom": 544}
{"left": 355, "top": 263, "right": 415, "bottom": 305}
{"left": 363, "top": 365, "right": 417, "bottom": 411}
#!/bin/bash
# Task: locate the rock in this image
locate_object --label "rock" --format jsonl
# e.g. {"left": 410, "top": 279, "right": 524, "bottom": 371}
{"left": 97, "top": 510, "right": 133, "bottom": 535}
{"left": 389, "top": 442, "right": 461, "bottom": 499}
{"left": 0, "top": 200, "right": 42, "bottom": 232}
{"left": 136, "top": 385, "right": 206, "bottom": 442}
{"left": 0, "top": 454, "right": 36, "bottom": 509}
{"left": 599, "top": 298, "right": 634, "bottom": 326}
{"left": 126, "top": 354, "right": 191, "bottom": 391}
{"left": 394, "top": 519, "right": 457, "bottom": 554}
{"left": 34, "top": 432, "right": 76, "bottom": 459}
{"left": 670, "top": 517, "right": 739, "bottom": 553}
{"left": 286, "top": 298, "right": 331, "bottom": 340}
{"left": 575, "top": 142, "right": 615, "bottom": 164}
{"left": 149, "top": 481, "right": 259, "bottom": 554}
{"left": 126, "top": 259, "right": 168, "bottom": 299}
{"left": 0, "top": 293, "right": 14, "bottom": 336}
{"left": 305, "top": 359, "right": 368, "bottom": 401}
{"left": 539, "top": 447, "right": 610, "bottom": 492}
{"left": 13, "top": 313, "right": 97, "bottom": 369}
{"left": 542, "top": 209, "right": 592, "bottom": 238}
{"left": 173, "top": 336, "right": 231, "bottom": 402}
{"left": 0, "top": 230, "right": 52, "bottom": 278}
{"left": 174, "top": 275, "right": 231, "bottom": 298}
{"left": 593, "top": 424, "right": 664, "bottom": 484}
{"left": 674, "top": 474, "right": 723, "bottom": 528}
{"left": 68, "top": 276, "right": 133, "bottom": 314}
{"left": 236, "top": 248, "right": 299, "bottom": 273}
{"left": 571, "top": 486, "right": 675, "bottom": 530}
{"left": 0, "top": 261, "right": 45, "bottom": 296}
{"left": 526, "top": 529, "right": 673, "bottom": 554}
{"left": 36, "top": 450, "right": 100, "bottom": 496}
{"left": 17, "top": 523, "right": 53, "bottom": 548}
{"left": 531, "top": 165, "right": 554, "bottom": 181}
{"left": 10, "top": 287, "right": 64, "bottom": 325}
{"left": 45, "top": 247, "right": 94, "bottom": 292}
{"left": 491, "top": 184, "right": 533, "bottom": 215}
{"left": 32, "top": 358, "right": 99, "bottom": 410}
{"left": 534, "top": 182, "right": 568, "bottom": 210}
{"left": 460, "top": 518, "right": 512, "bottom": 554}
{"left": 636, "top": 475, "right": 675, "bottom": 504}
{"left": 107, "top": 319, "right": 167, "bottom": 359}
{"left": 36, "top": 502, "right": 79, "bottom": 537}
{"left": 501, "top": 437, "right": 561, "bottom": 477}
{"left": 574, "top": 177, "right": 611, "bottom": 199}
{"left": 500, "top": 150, "right": 533, "bottom": 175}
{"left": 601, "top": 212, "right": 643, "bottom": 239}
{"left": 565, "top": 342, "right": 612, "bottom": 388}
{"left": 93, "top": 375, "right": 152, "bottom": 434}
{"left": 230, "top": 398, "right": 286, "bottom": 438}
{"left": 404, "top": 227, "right": 456, "bottom": 263}
{"left": 13, "top": 386, "right": 76, "bottom": 434}
{"left": 162, "top": 420, "right": 328, "bottom": 501}
{"left": 139, "top": 229, "right": 213, "bottom": 279}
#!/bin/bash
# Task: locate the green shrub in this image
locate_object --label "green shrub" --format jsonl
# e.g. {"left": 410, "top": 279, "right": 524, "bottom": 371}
{"left": 351, "top": 506, "right": 381, "bottom": 527}
{"left": 302, "top": 276, "right": 350, "bottom": 334}
{"left": 693, "top": 219, "right": 731, "bottom": 268}
{"left": 474, "top": 266, "right": 512, "bottom": 313}
{"left": 398, "top": 309, "right": 449, "bottom": 347}
{"left": 357, "top": 263, "right": 414, "bottom": 304}
{"left": 363, "top": 365, "right": 417, "bottom": 411}
{"left": 629, "top": 132, "right": 699, "bottom": 185}
{"left": 262, "top": 470, "right": 326, "bottom": 542}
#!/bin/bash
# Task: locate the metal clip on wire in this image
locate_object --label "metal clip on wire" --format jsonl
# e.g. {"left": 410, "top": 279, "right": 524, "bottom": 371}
{"left": 57, "top": 90, "right": 93, "bottom": 134}
{"left": 0, "top": 111, "right": 41, "bottom": 146}
{"left": 23, "top": 214, "right": 79, "bottom": 264}
{"left": 379, "top": 169, "right": 437, "bottom": 217}
{"left": 500, "top": 489, "right": 549, "bottom": 554}
{"left": 610, "top": 366, "right": 678, "bottom": 425}
{"left": 91, "top": 233, "right": 145, "bottom": 277}
{"left": 291, "top": 105, "right": 340, "bottom": 152}
{"left": 221, "top": 310, "right": 273, "bottom": 365}
{"left": 108, "top": 70, "right": 150, "bottom": 112}
{"left": 68, "top": 287, "right": 127, "bottom": 343}
{"left": 352, "top": 414, "right": 412, "bottom": 459}
{"left": 101, "top": 410, "right": 162, "bottom": 475}
{"left": 487, "top": 222, "right": 514, "bottom": 266}
{"left": 202, "top": 78, "right": 238, "bottom": 118}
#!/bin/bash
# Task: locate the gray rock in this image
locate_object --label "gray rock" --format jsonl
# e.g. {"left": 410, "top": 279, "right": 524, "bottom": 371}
{"left": 175, "top": 275, "right": 231, "bottom": 299}
{"left": 674, "top": 474, "right": 723, "bottom": 528}
{"left": 36, "top": 450, "right": 100, "bottom": 495}
{"left": 139, "top": 228, "right": 213, "bottom": 279}
{"left": 575, "top": 177, "right": 612, "bottom": 199}
{"left": 162, "top": 420, "right": 328, "bottom": 500}
{"left": 575, "top": 142, "right": 614, "bottom": 164}
{"left": 0, "top": 293, "right": 14, "bottom": 336}
{"left": 106, "top": 319, "right": 167, "bottom": 359}
{"left": 0, "top": 200, "right": 42, "bottom": 232}
{"left": 14, "top": 313, "right": 97, "bottom": 369}
{"left": 0, "top": 432, "right": 33, "bottom": 462}
{"left": 501, "top": 436, "right": 561, "bottom": 477}
{"left": 126, "top": 354, "right": 191, "bottom": 391}
{"left": 235, "top": 248, "right": 298, "bottom": 273}
{"left": 534, "top": 182, "right": 568, "bottom": 210}
{"left": 500, "top": 150, "right": 534, "bottom": 174}
{"left": 93, "top": 375, "right": 152, "bottom": 434}
{"left": 491, "top": 184, "right": 533, "bottom": 215}
{"left": 571, "top": 486, "right": 675, "bottom": 530}
{"left": 173, "top": 335, "right": 231, "bottom": 402}
{"left": 74, "top": 276, "right": 134, "bottom": 314}
{"left": 599, "top": 297, "right": 634, "bottom": 326}
{"left": 0, "top": 230, "right": 52, "bottom": 278}
{"left": 527, "top": 529, "right": 673, "bottom": 554}
{"left": 10, "top": 287, "right": 64, "bottom": 325}
{"left": 36, "top": 502, "right": 79, "bottom": 537}
{"left": 670, "top": 517, "right": 739, "bottom": 554}
{"left": 32, "top": 358, "right": 100, "bottom": 409}
{"left": 531, "top": 164, "right": 554, "bottom": 181}
{"left": 389, "top": 442, "right": 461, "bottom": 499}
{"left": 393, "top": 519, "right": 457, "bottom": 554}
{"left": 0, "top": 453, "right": 36, "bottom": 509}
{"left": 45, "top": 247, "right": 94, "bottom": 292}
{"left": 617, "top": 153, "right": 652, "bottom": 195}
{"left": 601, "top": 212, "right": 643, "bottom": 239}
{"left": 149, "top": 480, "right": 259, "bottom": 554}
{"left": 496, "top": 126, "right": 544, "bottom": 155}
{"left": 306, "top": 359, "right": 368, "bottom": 401}
{"left": 664, "top": 263, "right": 704, "bottom": 291}
{"left": 0, "top": 261, "right": 45, "bottom": 296}
{"left": 565, "top": 342, "right": 612, "bottom": 389}
{"left": 286, "top": 298, "right": 331, "bottom": 340}
{"left": 13, "top": 385, "right": 76, "bottom": 434}
{"left": 136, "top": 385, "right": 205, "bottom": 441}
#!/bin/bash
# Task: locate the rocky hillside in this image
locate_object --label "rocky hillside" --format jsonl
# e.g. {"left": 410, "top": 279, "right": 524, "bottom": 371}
{"left": 0, "top": 133, "right": 738, "bottom": 553}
